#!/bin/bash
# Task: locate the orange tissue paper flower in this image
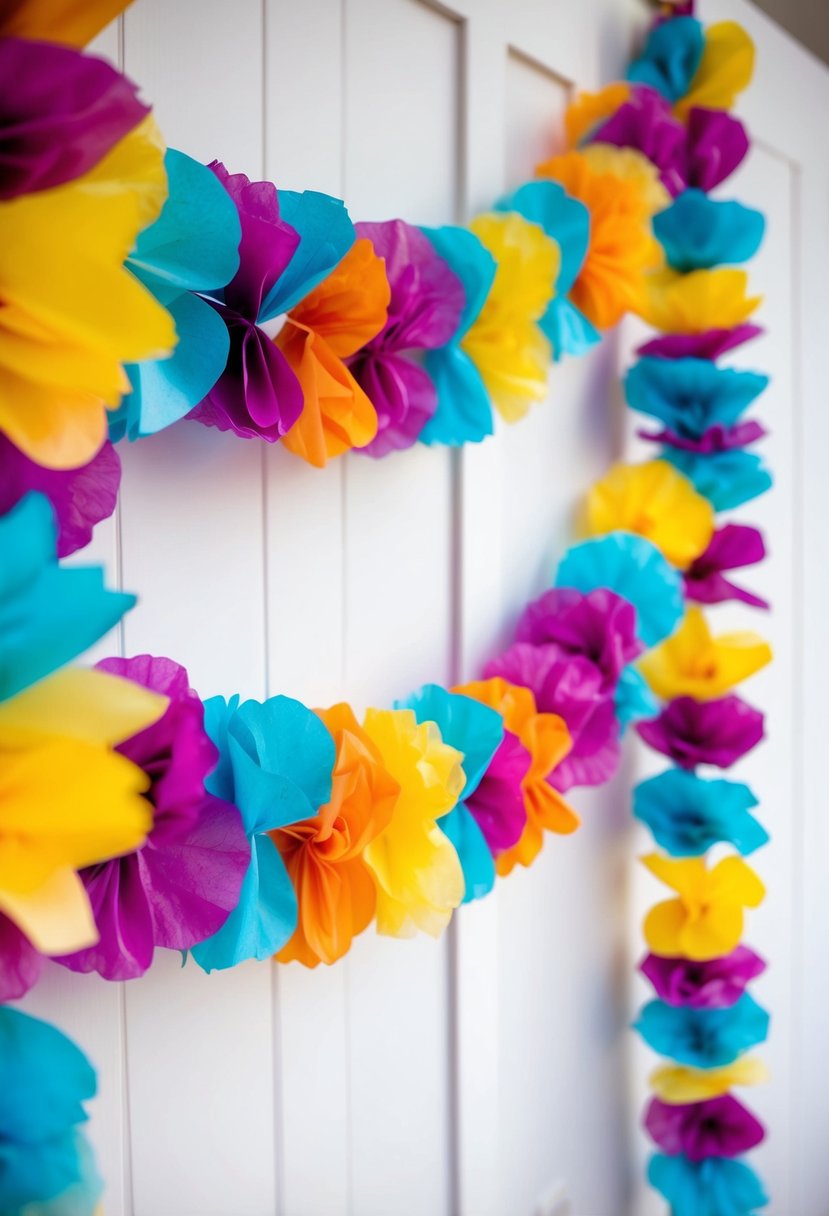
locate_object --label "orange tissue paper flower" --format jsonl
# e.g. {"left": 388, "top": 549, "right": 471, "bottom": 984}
{"left": 272, "top": 704, "right": 400, "bottom": 966}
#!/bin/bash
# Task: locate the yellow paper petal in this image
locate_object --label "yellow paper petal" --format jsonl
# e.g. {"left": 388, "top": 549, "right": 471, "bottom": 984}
{"left": 0, "top": 668, "right": 167, "bottom": 747}
{"left": 679, "top": 902, "right": 745, "bottom": 961}
{"left": 650, "top": 1056, "right": 768, "bottom": 1104}
{"left": 643, "top": 897, "right": 688, "bottom": 957}
{"left": 0, "top": 0, "right": 132, "bottom": 45}
{"left": 583, "top": 460, "right": 714, "bottom": 568}
{"left": 676, "top": 22, "right": 755, "bottom": 120}
{"left": 710, "top": 855, "right": 766, "bottom": 909}
{"left": 639, "top": 605, "right": 772, "bottom": 700}
{"left": 641, "top": 853, "right": 706, "bottom": 899}
{"left": 637, "top": 267, "right": 762, "bottom": 336}
{"left": 580, "top": 144, "right": 669, "bottom": 215}
{"left": 0, "top": 868, "right": 97, "bottom": 954}
{"left": 461, "top": 212, "right": 556, "bottom": 423}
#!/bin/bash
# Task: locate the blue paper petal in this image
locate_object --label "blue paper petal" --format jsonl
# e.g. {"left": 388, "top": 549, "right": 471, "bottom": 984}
{"left": 421, "top": 224, "right": 496, "bottom": 338}
{"left": 627, "top": 17, "right": 705, "bottom": 103}
{"left": 540, "top": 296, "right": 601, "bottom": 361}
{"left": 615, "top": 665, "right": 658, "bottom": 732}
{"left": 555, "top": 532, "right": 684, "bottom": 648}
{"left": 0, "top": 494, "right": 135, "bottom": 703}
{"left": 662, "top": 446, "right": 773, "bottom": 511}
{"left": 440, "top": 803, "right": 496, "bottom": 903}
{"left": 260, "top": 190, "right": 355, "bottom": 320}
{"left": 635, "top": 994, "right": 770, "bottom": 1068}
{"left": 648, "top": 1153, "right": 769, "bottom": 1216}
{"left": 420, "top": 346, "right": 493, "bottom": 445}
{"left": 113, "top": 292, "right": 231, "bottom": 440}
{"left": 654, "top": 189, "right": 766, "bottom": 271}
{"left": 397, "top": 683, "right": 503, "bottom": 801}
{"left": 633, "top": 769, "right": 768, "bottom": 857}
{"left": 625, "top": 358, "right": 768, "bottom": 438}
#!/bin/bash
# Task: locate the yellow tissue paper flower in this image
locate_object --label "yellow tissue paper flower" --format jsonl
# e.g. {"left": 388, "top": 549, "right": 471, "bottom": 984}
{"left": 637, "top": 267, "right": 762, "bottom": 335}
{"left": 565, "top": 84, "right": 632, "bottom": 147}
{"left": 676, "top": 22, "right": 755, "bottom": 121}
{"left": 583, "top": 460, "right": 714, "bottom": 569}
{"left": 461, "top": 212, "right": 556, "bottom": 423}
{"left": 642, "top": 853, "right": 765, "bottom": 962}
{"left": 639, "top": 605, "right": 772, "bottom": 701}
{"left": 0, "top": 0, "right": 132, "bottom": 45}
{"left": 362, "top": 708, "right": 465, "bottom": 938}
{"left": 0, "top": 667, "right": 166, "bottom": 954}
{"left": 0, "top": 115, "right": 175, "bottom": 469}
{"left": 650, "top": 1056, "right": 768, "bottom": 1104}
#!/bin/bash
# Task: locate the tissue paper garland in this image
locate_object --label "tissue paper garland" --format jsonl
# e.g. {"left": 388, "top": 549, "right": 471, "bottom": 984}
{"left": 0, "top": 5, "right": 774, "bottom": 1214}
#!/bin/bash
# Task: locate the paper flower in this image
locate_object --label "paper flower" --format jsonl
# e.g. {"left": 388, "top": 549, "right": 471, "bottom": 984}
{"left": 583, "top": 461, "right": 714, "bottom": 570}
{"left": 675, "top": 22, "right": 755, "bottom": 120}
{"left": 662, "top": 446, "right": 773, "bottom": 512}
{"left": 654, "top": 191, "right": 765, "bottom": 272}
{"left": 278, "top": 237, "right": 389, "bottom": 464}
{"left": 564, "top": 83, "right": 633, "bottom": 146}
{"left": 685, "top": 525, "right": 768, "bottom": 609}
{"left": 616, "top": 665, "right": 659, "bottom": 730}
{"left": 516, "top": 587, "right": 643, "bottom": 690}
{"left": 650, "top": 1055, "right": 768, "bottom": 1104}
{"left": 593, "top": 88, "right": 689, "bottom": 198}
{"left": 454, "top": 678, "right": 578, "bottom": 874}
{"left": 0, "top": 436, "right": 119, "bottom": 558}
{"left": 536, "top": 145, "right": 667, "bottom": 329}
{"left": 555, "top": 532, "right": 684, "bottom": 648}
{"left": 460, "top": 211, "right": 556, "bottom": 421}
{"left": 645, "top": 1094, "right": 765, "bottom": 1161}
{"left": 648, "top": 1152, "right": 768, "bottom": 1216}
{"left": 0, "top": 1008, "right": 102, "bottom": 1216}
{"left": 634, "top": 769, "right": 767, "bottom": 858}
{"left": 417, "top": 226, "right": 496, "bottom": 445}
{"left": 0, "top": 0, "right": 131, "bottom": 45}
{"left": 635, "top": 994, "right": 769, "bottom": 1068}
{"left": 272, "top": 704, "right": 399, "bottom": 966}
{"left": 638, "top": 323, "right": 763, "bottom": 362}
{"left": 627, "top": 16, "right": 705, "bottom": 104}
{"left": 190, "top": 170, "right": 355, "bottom": 442}
{"left": 641, "top": 946, "right": 767, "bottom": 1009}
{"left": 638, "top": 268, "right": 762, "bottom": 335}
{"left": 642, "top": 853, "right": 765, "bottom": 960}
{"left": 637, "top": 695, "right": 764, "bottom": 770}
{"left": 643, "top": 420, "right": 766, "bottom": 457}
{"left": 624, "top": 358, "right": 768, "bottom": 439}
{"left": 106, "top": 149, "right": 242, "bottom": 440}
{"left": 348, "top": 219, "right": 465, "bottom": 454}
{"left": 190, "top": 695, "right": 336, "bottom": 971}
{"left": 361, "top": 708, "right": 464, "bottom": 936}
{"left": 493, "top": 180, "right": 600, "bottom": 359}
{"left": 0, "top": 37, "right": 148, "bottom": 201}
{"left": 484, "top": 643, "right": 619, "bottom": 791}
{"left": 56, "top": 656, "right": 249, "bottom": 981}
{"left": 684, "top": 106, "right": 750, "bottom": 192}
{"left": 0, "top": 114, "right": 174, "bottom": 469}
{"left": 397, "top": 685, "right": 504, "bottom": 903}
{"left": 640, "top": 606, "right": 772, "bottom": 701}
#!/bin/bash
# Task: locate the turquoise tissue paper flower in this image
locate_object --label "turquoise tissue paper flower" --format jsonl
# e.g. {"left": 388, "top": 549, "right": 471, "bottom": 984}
{"left": 627, "top": 16, "right": 705, "bottom": 103}
{"left": 662, "top": 446, "right": 773, "bottom": 511}
{"left": 648, "top": 1152, "right": 769, "bottom": 1216}
{"left": 0, "top": 1007, "right": 102, "bottom": 1215}
{"left": 494, "top": 179, "right": 600, "bottom": 359}
{"left": 635, "top": 994, "right": 770, "bottom": 1068}
{"left": 633, "top": 768, "right": 768, "bottom": 857}
{"left": 190, "top": 694, "right": 336, "bottom": 971}
{"left": 111, "top": 148, "right": 243, "bottom": 439}
{"left": 419, "top": 225, "right": 497, "bottom": 445}
{"left": 0, "top": 493, "right": 134, "bottom": 702}
{"left": 555, "top": 532, "right": 684, "bottom": 648}
{"left": 397, "top": 683, "right": 503, "bottom": 902}
{"left": 625, "top": 357, "right": 768, "bottom": 439}
{"left": 654, "top": 190, "right": 765, "bottom": 271}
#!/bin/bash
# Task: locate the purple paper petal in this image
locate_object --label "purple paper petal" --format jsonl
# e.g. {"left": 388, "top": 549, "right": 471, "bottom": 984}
{"left": 0, "top": 37, "right": 149, "bottom": 200}
{"left": 464, "top": 731, "right": 531, "bottom": 853}
{"left": 353, "top": 351, "right": 438, "bottom": 456}
{"left": 685, "top": 524, "right": 769, "bottom": 609}
{"left": 645, "top": 1095, "right": 765, "bottom": 1161}
{"left": 639, "top": 420, "right": 767, "bottom": 453}
{"left": 685, "top": 107, "right": 750, "bottom": 192}
{"left": 637, "top": 324, "right": 764, "bottom": 362}
{"left": 0, "top": 914, "right": 45, "bottom": 1001}
{"left": 58, "top": 853, "right": 156, "bottom": 980}
{"left": 640, "top": 947, "right": 767, "bottom": 1009}
{"left": 515, "top": 588, "right": 643, "bottom": 689}
{"left": 636, "top": 694, "right": 764, "bottom": 769}
{"left": 591, "top": 85, "right": 687, "bottom": 196}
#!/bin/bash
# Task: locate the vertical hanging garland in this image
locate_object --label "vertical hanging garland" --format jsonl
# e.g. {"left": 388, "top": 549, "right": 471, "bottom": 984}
{"left": 571, "top": 7, "right": 774, "bottom": 1211}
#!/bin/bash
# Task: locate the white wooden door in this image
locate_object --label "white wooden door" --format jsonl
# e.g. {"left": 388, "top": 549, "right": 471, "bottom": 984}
{"left": 18, "top": 1, "right": 829, "bottom": 1214}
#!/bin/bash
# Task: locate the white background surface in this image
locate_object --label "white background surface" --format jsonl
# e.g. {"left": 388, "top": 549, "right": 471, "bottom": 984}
{"left": 18, "top": 1, "right": 829, "bottom": 1213}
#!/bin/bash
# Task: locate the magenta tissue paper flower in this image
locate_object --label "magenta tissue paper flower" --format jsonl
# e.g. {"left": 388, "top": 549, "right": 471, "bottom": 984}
{"left": 637, "top": 694, "right": 764, "bottom": 770}
{"left": 640, "top": 946, "right": 767, "bottom": 1009}
{"left": 640, "top": 419, "right": 766, "bottom": 454}
{"left": 350, "top": 219, "right": 465, "bottom": 456}
{"left": 637, "top": 324, "right": 764, "bottom": 362}
{"left": 57, "top": 655, "right": 249, "bottom": 981}
{"left": 515, "top": 587, "right": 643, "bottom": 690}
{"left": 685, "top": 524, "right": 769, "bottom": 609}
{"left": 645, "top": 1094, "right": 765, "bottom": 1162}
{"left": 464, "top": 730, "right": 531, "bottom": 853}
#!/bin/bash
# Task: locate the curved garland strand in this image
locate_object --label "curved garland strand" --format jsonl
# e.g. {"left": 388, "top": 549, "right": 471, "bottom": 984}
{"left": 0, "top": 2, "right": 772, "bottom": 1213}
